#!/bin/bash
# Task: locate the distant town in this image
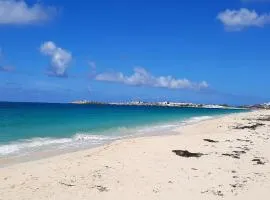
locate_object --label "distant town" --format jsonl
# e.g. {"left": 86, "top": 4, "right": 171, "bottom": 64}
{"left": 70, "top": 100, "right": 270, "bottom": 109}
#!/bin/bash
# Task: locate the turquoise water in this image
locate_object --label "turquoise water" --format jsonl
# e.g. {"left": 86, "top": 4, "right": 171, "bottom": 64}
{"left": 0, "top": 102, "right": 246, "bottom": 157}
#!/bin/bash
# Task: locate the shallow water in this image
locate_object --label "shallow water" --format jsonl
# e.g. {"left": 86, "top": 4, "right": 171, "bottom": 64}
{"left": 0, "top": 102, "right": 245, "bottom": 159}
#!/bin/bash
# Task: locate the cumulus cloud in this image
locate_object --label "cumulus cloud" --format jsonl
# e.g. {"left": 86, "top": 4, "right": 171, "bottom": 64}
{"left": 0, "top": 0, "right": 56, "bottom": 25}
{"left": 217, "top": 8, "right": 270, "bottom": 31}
{"left": 40, "top": 41, "right": 72, "bottom": 77}
{"left": 95, "top": 67, "right": 208, "bottom": 90}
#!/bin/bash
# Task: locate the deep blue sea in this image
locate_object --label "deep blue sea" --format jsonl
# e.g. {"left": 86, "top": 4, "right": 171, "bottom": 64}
{"left": 0, "top": 102, "right": 246, "bottom": 158}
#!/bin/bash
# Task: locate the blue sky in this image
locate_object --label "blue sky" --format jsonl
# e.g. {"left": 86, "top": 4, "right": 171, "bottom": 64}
{"left": 1, "top": 0, "right": 270, "bottom": 105}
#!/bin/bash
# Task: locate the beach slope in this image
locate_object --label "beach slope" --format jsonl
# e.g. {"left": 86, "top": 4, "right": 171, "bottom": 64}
{"left": 1, "top": 110, "right": 270, "bottom": 200}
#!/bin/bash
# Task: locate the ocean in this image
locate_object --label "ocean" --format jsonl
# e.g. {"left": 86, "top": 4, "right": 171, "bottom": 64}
{"left": 0, "top": 102, "right": 246, "bottom": 160}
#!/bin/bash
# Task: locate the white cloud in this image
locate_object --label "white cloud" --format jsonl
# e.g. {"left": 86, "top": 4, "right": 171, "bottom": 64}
{"left": 0, "top": 0, "right": 56, "bottom": 25}
{"left": 95, "top": 67, "right": 208, "bottom": 90}
{"left": 217, "top": 8, "right": 270, "bottom": 31}
{"left": 40, "top": 41, "right": 72, "bottom": 77}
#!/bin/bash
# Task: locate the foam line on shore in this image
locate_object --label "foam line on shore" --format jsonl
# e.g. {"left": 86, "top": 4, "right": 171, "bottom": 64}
{"left": 0, "top": 115, "right": 213, "bottom": 157}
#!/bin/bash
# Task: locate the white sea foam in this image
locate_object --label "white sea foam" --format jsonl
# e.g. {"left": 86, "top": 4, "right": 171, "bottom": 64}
{"left": 0, "top": 144, "right": 20, "bottom": 155}
{"left": 0, "top": 115, "right": 214, "bottom": 156}
{"left": 184, "top": 116, "right": 213, "bottom": 124}
{"left": 0, "top": 137, "right": 72, "bottom": 155}
{"left": 0, "top": 134, "right": 124, "bottom": 156}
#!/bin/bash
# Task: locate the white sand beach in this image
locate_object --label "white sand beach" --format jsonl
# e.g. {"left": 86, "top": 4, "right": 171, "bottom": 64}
{"left": 1, "top": 110, "right": 270, "bottom": 200}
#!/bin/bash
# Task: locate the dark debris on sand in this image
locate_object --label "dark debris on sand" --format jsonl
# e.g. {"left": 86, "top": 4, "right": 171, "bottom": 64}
{"left": 59, "top": 181, "right": 76, "bottom": 187}
{"left": 233, "top": 150, "right": 246, "bottom": 155}
{"left": 252, "top": 158, "right": 266, "bottom": 165}
{"left": 203, "top": 139, "right": 219, "bottom": 143}
{"left": 236, "top": 139, "right": 251, "bottom": 142}
{"left": 234, "top": 123, "right": 264, "bottom": 130}
{"left": 222, "top": 153, "right": 240, "bottom": 159}
{"left": 201, "top": 189, "right": 224, "bottom": 197}
{"left": 92, "top": 185, "right": 109, "bottom": 192}
{"left": 172, "top": 150, "right": 204, "bottom": 158}
{"left": 257, "top": 115, "right": 270, "bottom": 122}
{"left": 222, "top": 150, "right": 246, "bottom": 159}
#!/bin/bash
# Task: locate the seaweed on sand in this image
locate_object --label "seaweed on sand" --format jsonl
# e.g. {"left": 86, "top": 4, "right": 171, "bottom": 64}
{"left": 172, "top": 150, "right": 204, "bottom": 158}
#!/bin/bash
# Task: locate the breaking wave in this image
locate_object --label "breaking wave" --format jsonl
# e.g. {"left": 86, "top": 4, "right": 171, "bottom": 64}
{"left": 0, "top": 115, "right": 213, "bottom": 156}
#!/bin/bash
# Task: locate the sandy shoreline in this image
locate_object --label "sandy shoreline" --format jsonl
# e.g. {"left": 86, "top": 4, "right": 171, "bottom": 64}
{"left": 1, "top": 110, "right": 270, "bottom": 199}
{"left": 0, "top": 114, "right": 229, "bottom": 167}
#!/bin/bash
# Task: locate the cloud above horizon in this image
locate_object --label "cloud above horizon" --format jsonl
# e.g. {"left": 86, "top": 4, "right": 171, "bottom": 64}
{"left": 95, "top": 67, "right": 208, "bottom": 90}
{"left": 40, "top": 41, "right": 72, "bottom": 77}
{"left": 217, "top": 8, "right": 270, "bottom": 31}
{"left": 0, "top": 0, "right": 56, "bottom": 25}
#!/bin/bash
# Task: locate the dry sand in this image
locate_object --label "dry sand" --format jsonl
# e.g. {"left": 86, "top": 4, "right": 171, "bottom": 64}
{"left": 0, "top": 110, "right": 270, "bottom": 200}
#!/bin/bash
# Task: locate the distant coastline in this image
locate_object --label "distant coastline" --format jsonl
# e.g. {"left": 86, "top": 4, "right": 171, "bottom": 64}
{"left": 70, "top": 100, "right": 247, "bottom": 109}
{"left": 1, "top": 100, "right": 268, "bottom": 109}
